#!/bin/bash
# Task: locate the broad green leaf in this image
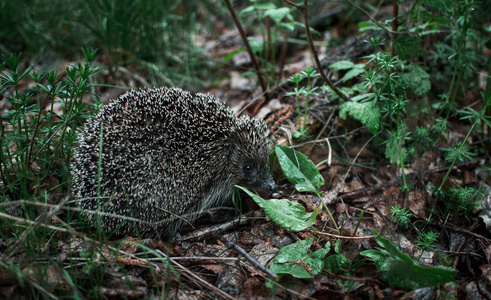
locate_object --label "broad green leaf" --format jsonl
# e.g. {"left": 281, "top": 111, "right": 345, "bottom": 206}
{"left": 358, "top": 21, "right": 383, "bottom": 32}
{"left": 329, "top": 60, "right": 355, "bottom": 71}
{"left": 324, "top": 253, "right": 359, "bottom": 290}
{"left": 237, "top": 186, "right": 318, "bottom": 232}
{"left": 342, "top": 64, "right": 365, "bottom": 82}
{"left": 322, "top": 85, "right": 357, "bottom": 98}
{"left": 351, "top": 93, "right": 376, "bottom": 102}
{"left": 361, "top": 231, "right": 458, "bottom": 289}
{"left": 247, "top": 37, "right": 264, "bottom": 52}
{"left": 324, "top": 253, "right": 351, "bottom": 272}
{"left": 384, "top": 129, "right": 410, "bottom": 165}
{"left": 303, "top": 246, "right": 330, "bottom": 276}
{"left": 275, "top": 145, "right": 324, "bottom": 192}
{"left": 240, "top": 3, "right": 277, "bottom": 16}
{"left": 269, "top": 238, "right": 329, "bottom": 279}
{"left": 339, "top": 100, "right": 380, "bottom": 134}
{"left": 223, "top": 49, "right": 241, "bottom": 63}
{"left": 279, "top": 22, "right": 296, "bottom": 32}
{"left": 264, "top": 7, "right": 292, "bottom": 25}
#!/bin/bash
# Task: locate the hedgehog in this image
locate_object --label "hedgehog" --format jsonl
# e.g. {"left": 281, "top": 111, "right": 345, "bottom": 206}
{"left": 71, "top": 87, "right": 276, "bottom": 239}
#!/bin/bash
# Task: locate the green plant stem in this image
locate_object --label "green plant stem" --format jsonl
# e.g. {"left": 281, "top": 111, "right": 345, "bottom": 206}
{"left": 27, "top": 81, "right": 60, "bottom": 169}
{"left": 447, "top": 5, "right": 471, "bottom": 116}
{"left": 391, "top": 0, "right": 398, "bottom": 57}
{"left": 303, "top": 76, "right": 311, "bottom": 129}
{"left": 353, "top": 210, "right": 364, "bottom": 236}
{"left": 283, "top": 0, "right": 349, "bottom": 102}
{"left": 323, "top": 202, "right": 340, "bottom": 234}
{"left": 223, "top": 0, "right": 270, "bottom": 101}
{"left": 396, "top": 111, "right": 408, "bottom": 197}
{"left": 435, "top": 121, "right": 477, "bottom": 199}
{"left": 0, "top": 122, "right": 11, "bottom": 188}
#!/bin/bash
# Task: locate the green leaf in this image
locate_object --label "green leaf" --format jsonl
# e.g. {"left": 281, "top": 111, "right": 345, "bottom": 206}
{"left": 384, "top": 129, "right": 411, "bottom": 165}
{"left": 329, "top": 60, "right": 355, "bottom": 71}
{"left": 351, "top": 93, "right": 376, "bottom": 102}
{"left": 247, "top": 37, "right": 264, "bottom": 52}
{"left": 402, "top": 66, "right": 431, "bottom": 96}
{"left": 240, "top": 3, "right": 277, "bottom": 16}
{"left": 422, "top": 0, "right": 452, "bottom": 12}
{"left": 237, "top": 186, "right": 318, "bottom": 232}
{"left": 324, "top": 253, "right": 351, "bottom": 272}
{"left": 275, "top": 145, "right": 324, "bottom": 192}
{"left": 361, "top": 231, "right": 458, "bottom": 289}
{"left": 223, "top": 49, "right": 241, "bottom": 63}
{"left": 322, "top": 86, "right": 357, "bottom": 99}
{"left": 324, "top": 252, "right": 359, "bottom": 290}
{"left": 269, "top": 238, "right": 329, "bottom": 279}
{"left": 342, "top": 64, "right": 365, "bottom": 82}
{"left": 264, "top": 7, "right": 292, "bottom": 25}
{"left": 358, "top": 21, "right": 383, "bottom": 32}
{"left": 395, "top": 35, "right": 424, "bottom": 59}
{"left": 339, "top": 100, "right": 380, "bottom": 134}
{"left": 303, "top": 247, "right": 330, "bottom": 276}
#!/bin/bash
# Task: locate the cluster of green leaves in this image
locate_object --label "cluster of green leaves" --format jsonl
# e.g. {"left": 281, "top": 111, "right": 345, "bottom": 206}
{"left": 239, "top": 144, "right": 457, "bottom": 291}
{"left": 331, "top": 0, "right": 490, "bottom": 216}
{"left": 391, "top": 205, "right": 414, "bottom": 230}
{"left": 237, "top": 144, "right": 323, "bottom": 233}
{"left": 235, "top": 1, "right": 303, "bottom": 83}
{"left": 286, "top": 68, "right": 320, "bottom": 140}
{"left": 361, "top": 231, "right": 457, "bottom": 290}
{"left": 265, "top": 229, "right": 456, "bottom": 292}
{"left": 0, "top": 49, "right": 103, "bottom": 298}
{"left": 266, "top": 237, "right": 359, "bottom": 292}
{"left": 0, "top": 0, "right": 215, "bottom": 89}
{"left": 0, "top": 49, "right": 99, "bottom": 201}
{"left": 444, "top": 186, "right": 484, "bottom": 218}
{"left": 332, "top": 37, "right": 442, "bottom": 194}
{"left": 416, "top": 231, "right": 438, "bottom": 259}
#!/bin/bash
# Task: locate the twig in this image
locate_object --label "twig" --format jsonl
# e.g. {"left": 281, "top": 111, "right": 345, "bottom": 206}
{"left": 345, "top": 0, "right": 409, "bottom": 36}
{"left": 344, "top": 133, "right": 377, "bottom": 178}
{"left": 3, "top": 195, "right": 71, "bottom": 260}
{"left": 312, "top": 229, "right": 377, "bottom": 240}
{"left": 211, "top": 232, "right": 279, "bottom": 280}
{"left": 283, "top": 0, "right": 349, "bottom": 102}
{"left": 181, "top": 215, "right": 249, "bottom": 242}
{"left": 223, "top": 0, "right": 270, "bottom": 101}
{"left": 334, "top": 136, "right": 388, "bottom": 222}
{"left": 154, "top": 250, "right": 236, "bottom": 300}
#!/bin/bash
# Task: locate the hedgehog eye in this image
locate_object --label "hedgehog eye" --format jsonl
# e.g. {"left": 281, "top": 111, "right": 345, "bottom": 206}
{"left": 243, "top": 164, "right": 254, "bottom": 173}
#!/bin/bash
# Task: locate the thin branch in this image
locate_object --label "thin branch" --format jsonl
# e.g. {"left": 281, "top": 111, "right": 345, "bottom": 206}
{"left": 312, "top": 229, "right": 378, "bottom": 240}
{"left": 284, "top": 0, "right": 349, "bottom": 102}
{"left": 223, "top": 0, "right": 270, "bottom": 101}
{"left": 211, "top": 232, "right": 279, "bottom": 280}
{"left": 27, "top": 76, "right": 64, "bottom": 168}
{"left": 345, "top": 0, "right": 409, "bottom": 36}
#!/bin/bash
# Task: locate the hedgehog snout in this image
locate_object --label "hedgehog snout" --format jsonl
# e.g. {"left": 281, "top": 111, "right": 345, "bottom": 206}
{"left": 261, "top": 174, "right": 277, "bottom": 194}
{"left": 265, "top": 182, "right": 277, "bottom": 194}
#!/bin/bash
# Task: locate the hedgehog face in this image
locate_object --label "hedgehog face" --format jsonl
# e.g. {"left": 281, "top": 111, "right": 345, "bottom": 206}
{"left": 229, "top": 121, "right": 276, "bottom": 194}
{"left": 235, "top": 158, "right": 276, "bottom": 193}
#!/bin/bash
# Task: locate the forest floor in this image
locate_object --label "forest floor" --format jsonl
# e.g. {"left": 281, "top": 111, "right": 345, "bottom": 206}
{"left": 1, "top": 1, "right": 491, "bottom": 299}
